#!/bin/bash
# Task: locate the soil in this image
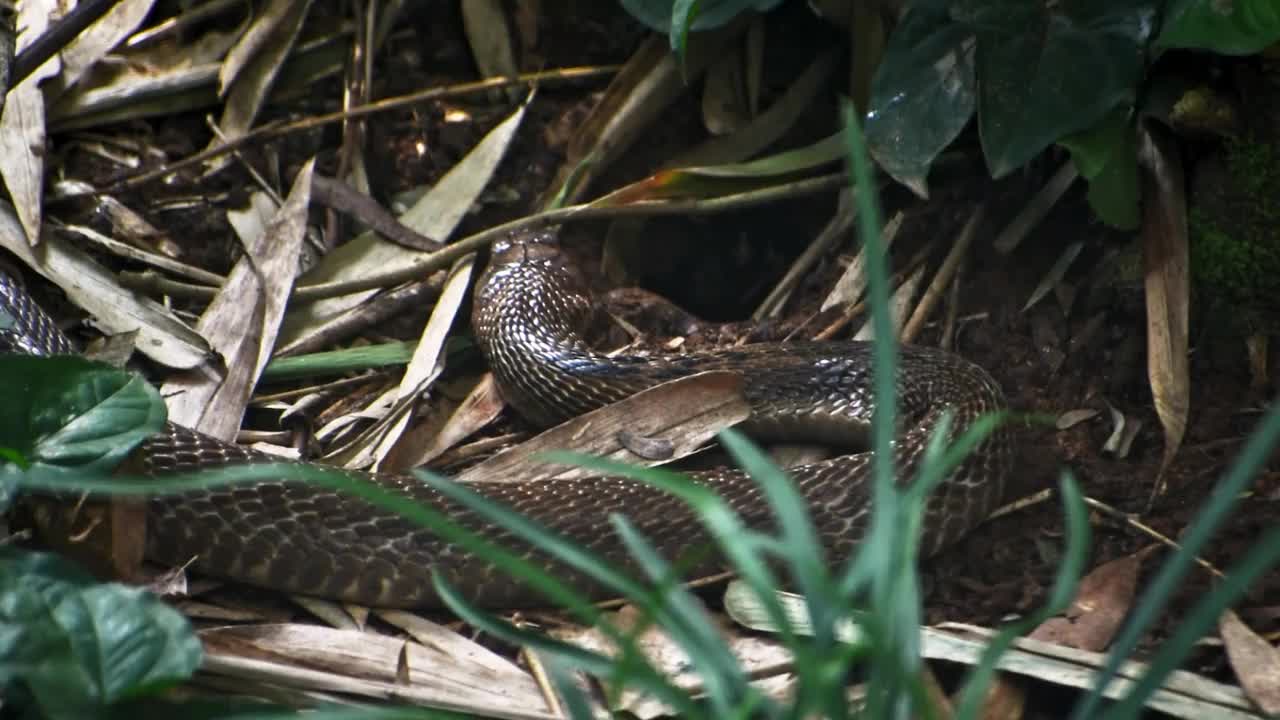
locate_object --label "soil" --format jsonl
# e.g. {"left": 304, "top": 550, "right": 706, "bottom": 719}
{"left": 22, "top": 0, "right": 1280, "bottom": 714}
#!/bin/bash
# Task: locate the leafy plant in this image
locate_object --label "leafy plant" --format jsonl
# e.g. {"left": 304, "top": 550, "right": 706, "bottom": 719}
{"left": 619, "top": 0, "right": 1280, "bottom": 229}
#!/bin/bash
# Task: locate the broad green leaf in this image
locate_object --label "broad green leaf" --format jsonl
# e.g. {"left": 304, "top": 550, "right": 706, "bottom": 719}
{"left": 975, "top": 2, "right": 1157, "bottom": 177}
{"left": 0, "top": 549, "right": 203, "bottom": 720}
{"left": 0, "top": 356, "right": 166, "bottom": 476}
{"left": 1059, "top": 107, "right": 1141, "bottom": 229}
{"left": 865, "top": 4, "right": 977, "bottom": 195}
{"left": 1157, "top": 0, "right": 1280, "bottom": 55}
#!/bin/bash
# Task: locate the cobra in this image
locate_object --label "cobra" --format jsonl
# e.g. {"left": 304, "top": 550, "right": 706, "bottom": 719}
{"left": 0, "top": 229, "right": 1011, "bottom": 608}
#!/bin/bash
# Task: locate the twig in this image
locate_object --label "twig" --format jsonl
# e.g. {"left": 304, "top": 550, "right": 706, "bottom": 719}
{"left": 93, "top": 65, "right": 620, "bottom": 195}
{"left": 290, "top": 171, "right": 847, "bottom": 302}
{"left": 901, "top": 203, "right": 985, "bottom": 344}
{"left": 12, "top": 0, "right": 119, "bottom": 85}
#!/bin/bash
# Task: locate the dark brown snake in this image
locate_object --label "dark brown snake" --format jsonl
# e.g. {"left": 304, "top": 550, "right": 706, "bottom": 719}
{"left": 0, "top": 229, "right": 1011, "bottom": 608}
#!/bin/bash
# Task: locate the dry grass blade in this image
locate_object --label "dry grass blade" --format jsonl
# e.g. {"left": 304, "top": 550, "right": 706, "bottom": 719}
{"left": 161, "top": 159, "right": 314, "bottom": 436}
{"left": 211, "top": 0, "right": 314, "bottom": 165}
{"left": 199, "top": 624, "right": 555, "bottom": 717}
{"left": 0, "top": 3, "right": 61, "bottom": 246}
{"left": 1137, "top": 121, "right": 1191, "bottom": 496}
{"left": 385, "top": 373, "right": 506, "bottom": 470}
{"left": 672, "top": 48, "right": 837, "bottom": 168}
{"left": 901, "top": 204, "right": 984, "bottom": 343}
{"left": 0, "top": 204, "right": 211, "bottom": 367}
{"left": 368, "top": 255, "right": 477, "bottom": 470}
{"left": 48, "top": 0, "right": 154, "bottom": 94}
{"left": 553, "top": 604, "right": 799, "bottom": 717}
{"left": 462, "top": 0, "right": 519, "bottom": 100}
{"left": 992, "top": 160, "right": 1078, "bottom": 255}
{"left": 280, "top": 98, "right": 529, "bottom": 342}
{"left": 819, "top": 211, "right": 903, "bottom": 312}
{"left": 455, "top": 371, "right": 750, "bottom": 484}
{"left": 1219, "top": 609, "right": 1280, "bottom": 716}
{"left": 545, "top": 22, "right": 746, "bottom": 206}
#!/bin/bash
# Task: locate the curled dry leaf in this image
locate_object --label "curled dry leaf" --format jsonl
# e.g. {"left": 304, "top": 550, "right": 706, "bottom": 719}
{"left": 1220, "top": 609, "right": 1280, "bottom": 716}
{"left": 1137, "top": 121, "right": 1190, "bottom": 490}
{"left": 1029, "top": 553, "right": 1142, "bottom": 652}
{"left": 454, "top": 371, "right": 750, "bottom": 484}
{"left": 1057, "top": 408, "right": 1100, "bottom": 430}
{"left": 200, "top": 623, "right": 553, "bottom": 717}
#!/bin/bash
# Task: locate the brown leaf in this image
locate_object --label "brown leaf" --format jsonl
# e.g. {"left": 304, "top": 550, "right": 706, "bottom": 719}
{"left": 455, "top": 370, "right": 749, "bottom": 484}
{"left": 383, "top": 373, "right": 505, "bottom": 471}
{"left": 1220, "top": 609, "right": 1280, "bottom": 715}
{"left": 1029, "top": 553, "right": 1142, "bottom": 652}
{"left": 1137, "top": 121, "right": 1190, "bottom": 489}
{"left": 964, "top": 675, "right": 1025, "bottom": 720}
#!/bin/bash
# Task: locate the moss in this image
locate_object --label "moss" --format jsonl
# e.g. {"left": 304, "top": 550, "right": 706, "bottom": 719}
{"left": 1189, "top": 134, "right": 1280, "bottom": 335}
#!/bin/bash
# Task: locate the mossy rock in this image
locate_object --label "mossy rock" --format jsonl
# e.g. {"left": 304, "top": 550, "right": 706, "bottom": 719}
{"left": 1188, "top": 134, "right": 1280, "bottom": 336}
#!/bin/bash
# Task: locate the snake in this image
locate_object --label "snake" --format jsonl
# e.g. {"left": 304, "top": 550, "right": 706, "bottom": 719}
{"left": 0, "top": 229, "right": 1011, "bottom": 608}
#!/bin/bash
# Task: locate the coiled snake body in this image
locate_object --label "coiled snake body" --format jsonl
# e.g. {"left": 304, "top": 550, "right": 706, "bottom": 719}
{"left": 1, "top": 230, "right": 1010, "bottom": 608}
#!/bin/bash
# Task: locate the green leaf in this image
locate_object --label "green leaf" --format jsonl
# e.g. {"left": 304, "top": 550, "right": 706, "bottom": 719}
{"left": 1059, "top": 107, "right": 1141, "bottom": 230}
{"left": 974, "top": 1, "right": 1157, "bottom": 177}
{"left": 0, "top": 549, "right": 203, "bottom": 719}
{"left": 619, "top": 0, "right": 784, "bottom": 34}
{"left": 1157, "top": 0, "right": 1280, "bottom": 55}
{"left": 0, "top": 356, "right": 166, "bottom": 475}
{"left": 865, "top": 4, "right": 977, "bottom": 195}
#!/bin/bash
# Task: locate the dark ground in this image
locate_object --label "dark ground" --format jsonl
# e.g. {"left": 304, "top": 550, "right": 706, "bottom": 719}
{"left": 29, "top": 0, "right": 1280, "bottom": 710}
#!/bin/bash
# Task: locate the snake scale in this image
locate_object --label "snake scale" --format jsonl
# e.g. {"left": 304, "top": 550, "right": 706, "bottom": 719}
{"left": 0, "top": 229, "right": 1010, "bottom": 608}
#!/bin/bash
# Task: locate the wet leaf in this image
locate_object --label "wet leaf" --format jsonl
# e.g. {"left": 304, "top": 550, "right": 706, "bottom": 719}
{"left": 974, "top": 2, "right": 1156, "bottom": 178}
{"left": 1157, "top": 0, "right": 1280, "bottom": 55}
{"left": 0, "top": 356, "right": 165, "bottom": 475}
{"left": 865, "top": 3, "right": 976, "bottom": 196}
{"left": 0, "top": 549, "right": 203, "bottom": 720}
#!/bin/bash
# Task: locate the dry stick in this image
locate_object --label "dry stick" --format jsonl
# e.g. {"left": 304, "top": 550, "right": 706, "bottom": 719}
{"left": 939, "top": 256, "right": 965, "bottom": 349}
{"left": 276, "top": 277, "right": 445, "bottom": 357}
{"left": 91, "top": 66, "right": 619, "bottom": 196}
{"left": 992, "top": 161, "right": 1078, "bottom": 255}
{"left": 1080, "top": 496, "right": 1225, "bottom": 579}
{"left": 291, "top": 171, "right": 848, "bottom": 302}
{"left": 751, "top": 188, "right": 857, "bottom": 321}
{"left": 901, "top": 204, "right": 987, "bottom": 344}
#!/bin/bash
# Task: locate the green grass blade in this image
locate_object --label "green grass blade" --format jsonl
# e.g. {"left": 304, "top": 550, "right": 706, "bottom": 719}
{"left": 544, "top": 655, "right": 602, "bottom": 720}
{"left": 954, "top": 471, "right": 1090, "bottom": 719}
{"left": 433, "top": 573, "right": 703, "bottom": 718}
{"left": 717, "top": 429, "right": 837, "bottom": 641}
{"left": 540, "top": 451, "right": 800, "bottom": 647}
{"left": 610, "top": 514, "right": 764, "bottom": 715}
{"left": 1072, "top": 401, "right": 1280, "bottom": 719}
{"left": 11, "top": 463, "right": 607, "bottom": 620}
{"left": 1101, "top": 526, "right": 1280, "bottom": 719}
{"left": 416, "top": 470, "right": 665, "bottom": 603}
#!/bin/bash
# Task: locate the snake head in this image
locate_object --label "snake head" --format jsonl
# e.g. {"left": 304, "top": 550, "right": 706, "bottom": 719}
{"left": 475, "top": 227, "right": 590, "bottom": 306}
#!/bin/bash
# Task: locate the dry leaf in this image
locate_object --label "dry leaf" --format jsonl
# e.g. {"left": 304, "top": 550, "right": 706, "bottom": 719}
{"left": 282, "top": 97, "right": 528, "bottom": 341}
{"left": 1137, "top": 121, "right": 1190, "bottom": 489}
{"left": 200, "top": 623, "right": 553, "bottom": 717}
{"left": 1029, "top": 553, "right": 1142, "bottom": 652}
{"left": 455, "top": 370, "right": 750, "bottom": 484}
{"left": 162, "top": 160, "right": 313, "bottom": 436}
{"left": 1220, "top": 609, "right": 1280, "bottom": 715}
